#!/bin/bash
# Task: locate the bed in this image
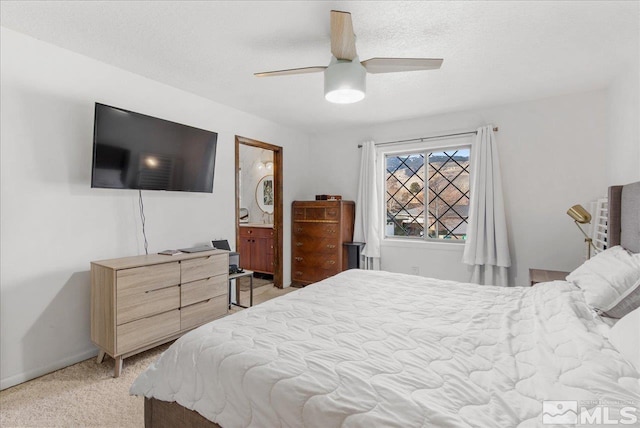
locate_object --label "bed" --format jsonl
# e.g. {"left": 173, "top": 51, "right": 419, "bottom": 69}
{"left": 131, "top": 183, "right": 640, "bottom": 427}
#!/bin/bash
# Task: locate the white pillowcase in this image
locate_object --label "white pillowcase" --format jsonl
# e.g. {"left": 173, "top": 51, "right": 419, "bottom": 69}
{"left": 567, "top": 246, "right": 640, "bottom": 312}
{"left": 608, "top": 306, "right": 640, "bottom": 372}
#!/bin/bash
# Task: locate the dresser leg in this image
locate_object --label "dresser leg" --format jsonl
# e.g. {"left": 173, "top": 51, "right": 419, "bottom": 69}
{"left": 96, "top": 350, "right": 106, "bottom": 364}
{"left": 114, "top": 356, "right": 123, "bottom": 378}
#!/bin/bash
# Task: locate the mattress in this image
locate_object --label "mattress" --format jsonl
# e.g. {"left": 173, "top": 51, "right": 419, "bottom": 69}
{"left": 130, "top": 269, "right": 640, "bottom": 427}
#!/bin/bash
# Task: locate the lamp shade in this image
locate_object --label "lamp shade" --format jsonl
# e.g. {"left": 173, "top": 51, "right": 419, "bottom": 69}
{"left": 567, "top": 204, "right": 591, "bottom": 224}
{"left": 324, "top": 58, "right": 366, "bottom": 104}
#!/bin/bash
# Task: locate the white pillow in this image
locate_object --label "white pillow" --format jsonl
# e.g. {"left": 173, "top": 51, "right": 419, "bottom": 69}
{"left": 608, "top": 306, "right": 640, "bottom": 372}
{"left": 567, "top": 246, "right": 640, "bottom": 311}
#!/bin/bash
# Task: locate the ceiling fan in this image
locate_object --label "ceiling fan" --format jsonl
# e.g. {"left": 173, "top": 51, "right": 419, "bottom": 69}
{"left": 254, "top": 10, "right": 443, "bottom": 104}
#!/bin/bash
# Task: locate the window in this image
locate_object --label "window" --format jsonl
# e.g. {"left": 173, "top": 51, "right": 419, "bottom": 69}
{"left": 385, "top": 146, "right": 471, "bottom": 241}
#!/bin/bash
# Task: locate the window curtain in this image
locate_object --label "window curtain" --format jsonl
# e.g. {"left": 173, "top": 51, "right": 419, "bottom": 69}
{"left": 462, "top": 125, "right": 511, "bottom": 286}
{"left": 354, "top": 140, "right": 381, "bottom": 270}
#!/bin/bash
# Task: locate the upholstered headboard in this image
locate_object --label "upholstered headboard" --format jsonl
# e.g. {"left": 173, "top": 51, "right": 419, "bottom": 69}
{"left": 608, "top": 181, "right": 640, "bottom": 253}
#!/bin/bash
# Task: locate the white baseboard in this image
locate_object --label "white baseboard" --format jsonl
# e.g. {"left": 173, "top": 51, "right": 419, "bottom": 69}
{"left": 0, "top": 348, "right": 98, "bottom": 391}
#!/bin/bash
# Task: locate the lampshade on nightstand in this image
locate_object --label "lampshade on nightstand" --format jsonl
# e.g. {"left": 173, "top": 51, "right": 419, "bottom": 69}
{"left": 567, "top": 204, "right": 597, "bottom": 259}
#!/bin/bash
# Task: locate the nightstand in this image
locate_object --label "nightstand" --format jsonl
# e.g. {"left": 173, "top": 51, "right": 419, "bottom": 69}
{"left": 529, "top": 268, "right": 570, "bottom": 286}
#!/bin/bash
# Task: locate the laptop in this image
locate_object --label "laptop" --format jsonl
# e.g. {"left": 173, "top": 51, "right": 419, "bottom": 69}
{"left": 211, "top": 240, "right": 231, "bottom": 251}
{"left": 178, "top": 245, "right": 215, "bottom": 253}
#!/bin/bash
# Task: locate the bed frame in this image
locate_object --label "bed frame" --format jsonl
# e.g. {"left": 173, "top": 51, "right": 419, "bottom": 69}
{"left": 145, "top": 397, "right": 220, "bottom": 428}
{"left": 144, "top": 181, "right": 640, "bottom": 428}
{"left": 608, "top": 181, "right": 640, "bottom": 253}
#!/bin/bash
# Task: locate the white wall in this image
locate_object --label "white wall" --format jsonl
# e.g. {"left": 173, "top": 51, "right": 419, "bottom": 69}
{"left": 307, "top": 89, "right": 610, "bottom": 286}
{"left": 0, "top": 28, "right": 311, "bottom": 389}
{"left": 607, "top": 61, "right": 640, "bottom": 184}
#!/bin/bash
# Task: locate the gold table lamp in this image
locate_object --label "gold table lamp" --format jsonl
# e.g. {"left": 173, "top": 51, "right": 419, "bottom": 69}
{"left": 567, "top": 204, "right": 597, "bottom": 259}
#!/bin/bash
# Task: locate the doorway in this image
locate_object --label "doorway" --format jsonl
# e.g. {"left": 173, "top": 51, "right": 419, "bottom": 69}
{"left": 235, "top": 136, "right": 283, "bottom": 288}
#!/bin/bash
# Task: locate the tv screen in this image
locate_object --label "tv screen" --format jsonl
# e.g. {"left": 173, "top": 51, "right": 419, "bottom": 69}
{"left": 91, "top": 103, "right": 218, "bottom": 193}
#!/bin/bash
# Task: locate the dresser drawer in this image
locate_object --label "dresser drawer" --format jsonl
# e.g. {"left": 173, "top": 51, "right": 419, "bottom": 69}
{"left": 292, "top": 222, "right": 338, "bottom": 238}
{"left": 117, "top": 309, "right": 180, "bottom": 354}
{"left": 292, "top": 268, "right": 337, "bottom": 284}
{"left": 181, "top": 295, "right": 228, "bottom": 330}
{"left": 181, "top": 254, "right": 227, "bottom": 283}
{"left": 181, "top": 275, "right": 227, "bottom": 307}
{"left": 239, "top": 227, "right": 274, "bottom": 238}
{"left": 116, "top": 262, "right": 180, "bottom": 296}
{"left": 117, "top": 285, "right": 180, "bottom": 325}
{"left": 293, "top": 236, "right": 340, "bottom": 254}
{"left": 293, "top": 204, "right": 340, "bottom": 221}
{"left": 292, "top": 254, "right": 339, "bottom": 271}
{"left": 293, "top": 206, "right": 305, "bottom": 220}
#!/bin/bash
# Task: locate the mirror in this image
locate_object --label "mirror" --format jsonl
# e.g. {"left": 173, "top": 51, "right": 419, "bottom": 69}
{"left": 256, "top": 175, "right": 274, "bottom": 214}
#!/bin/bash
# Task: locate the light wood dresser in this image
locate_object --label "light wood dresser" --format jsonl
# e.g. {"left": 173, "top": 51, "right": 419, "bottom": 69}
{"left": 291, "top": 200, "right": 355, "bottom": 286}
{"left": 91, "top": 250, "right": 229, "bottom": 377}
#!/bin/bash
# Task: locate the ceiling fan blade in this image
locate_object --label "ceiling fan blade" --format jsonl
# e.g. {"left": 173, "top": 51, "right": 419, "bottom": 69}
{"left": 361, "top": 58, "right": 444, "bottom": 74}
{"left": 330, "top": 10, "right": 357, "bottom": 60}
{"left": 254, "top": 66, "right": 327, "bottom": 77}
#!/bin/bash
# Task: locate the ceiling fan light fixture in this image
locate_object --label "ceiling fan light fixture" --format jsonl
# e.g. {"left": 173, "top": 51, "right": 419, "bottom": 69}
{"left": 324, "top": 58, "right": 366, "bottom": 104}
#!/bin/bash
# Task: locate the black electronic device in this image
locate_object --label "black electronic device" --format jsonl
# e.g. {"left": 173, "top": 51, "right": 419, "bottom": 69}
{"left": 91, "top": 103, "right": 218, "bottom": 193}
{"left": 212, "top": 240, "right": 231, "bottom": 251}
{"left": 229, "top": 265, "right": 245, "bottom": 274}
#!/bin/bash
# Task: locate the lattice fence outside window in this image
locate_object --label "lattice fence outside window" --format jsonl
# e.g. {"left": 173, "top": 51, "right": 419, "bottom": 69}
{"left": 385, "top": 147, "right": 471, "bottom": 241}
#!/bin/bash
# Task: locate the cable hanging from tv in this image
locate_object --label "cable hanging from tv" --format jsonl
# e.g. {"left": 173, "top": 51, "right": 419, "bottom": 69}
{"left": 139, "top": 189, "right": 149, "bottom": 255}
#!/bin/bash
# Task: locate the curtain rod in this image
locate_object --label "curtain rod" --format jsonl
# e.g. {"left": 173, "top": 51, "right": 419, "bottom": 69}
{"left": 357, "top": 126, "right": 499, "bottom": 148}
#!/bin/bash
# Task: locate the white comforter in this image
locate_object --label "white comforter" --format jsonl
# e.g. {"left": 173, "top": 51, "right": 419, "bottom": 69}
{"left": 130, "top": 270, "right": 640, "bottom": 427}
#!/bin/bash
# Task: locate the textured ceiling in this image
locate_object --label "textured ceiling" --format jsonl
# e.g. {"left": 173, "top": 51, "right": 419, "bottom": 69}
{"left": 1, "top": 1, "right": 638, "bottom": 133}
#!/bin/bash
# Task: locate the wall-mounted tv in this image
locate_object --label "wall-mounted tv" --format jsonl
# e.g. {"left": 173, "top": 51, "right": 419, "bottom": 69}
{"left": 91, "top": 103, "right": 218, "bottom": 193}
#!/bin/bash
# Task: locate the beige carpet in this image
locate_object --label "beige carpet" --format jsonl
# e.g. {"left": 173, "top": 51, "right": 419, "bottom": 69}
{"left": 0, "top": 286, "right": 294, "bottom": 428}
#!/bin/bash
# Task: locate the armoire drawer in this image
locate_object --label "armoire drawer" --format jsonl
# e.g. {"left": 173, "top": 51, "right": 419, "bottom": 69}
{"left": 292, "top": 268, "right": 337, "bottom": 284}
{"left": 181, "top": 295, "right": 228, "bottom": 330}
{"left": 181, "top": 254, "right": 227, "bottom": 283}
{"left": 293, "top": 236, "right": 340, "bottom": 254}
{"left": 117, "top": 309, "right": 180, "bottom": 355}
{"left": 292, "top": 222, "right": 338, "bottom": 238}
{"left": 292, "top": 254, "right": 338, "bottom": 271}
{"left": 117, "top": 284, "right": 180, "bottom": 325}
{"left": 293, "top": 204, "right": 341, "bottom": 221}
{"left": 181, "top": 275, "right": 227, "bottom": 307}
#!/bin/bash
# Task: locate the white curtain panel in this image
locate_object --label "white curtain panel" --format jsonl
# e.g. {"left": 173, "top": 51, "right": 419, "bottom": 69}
{"left": 462, "top": 126, "right": 511, "bottom": 286}
{"left": 354, "top": 140, "right": 381, "bottom": 269}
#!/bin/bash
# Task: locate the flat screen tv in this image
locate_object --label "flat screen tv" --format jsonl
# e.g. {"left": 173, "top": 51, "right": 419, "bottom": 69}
{"left": 91, "top": 103, "right": 218, "bottom": 193}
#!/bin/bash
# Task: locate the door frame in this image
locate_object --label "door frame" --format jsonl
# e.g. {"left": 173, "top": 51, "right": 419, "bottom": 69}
{"left": 235, "top": 136, "right": 284, "bottom": 288}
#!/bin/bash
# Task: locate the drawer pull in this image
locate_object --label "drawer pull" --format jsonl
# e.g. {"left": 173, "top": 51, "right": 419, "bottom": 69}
{"left": 145, "top": 284, "right": 177, "bottom": 293}
{"left": 296, "top": 242, "right": 303, "bottom": 247}
{"left": 295, "top": 271, "right": 303, "bottom": 276}
{"left": 296, "top": 227, "right": 303, "bottom": 233}
{"left": 328, "top": 260, "right": 336, "bottom": 265}
{"left": 326, "top": 244, "right": 336, "bottom": 249}
{"left": 295, "top": 257, "right": 303, "bottom": 262}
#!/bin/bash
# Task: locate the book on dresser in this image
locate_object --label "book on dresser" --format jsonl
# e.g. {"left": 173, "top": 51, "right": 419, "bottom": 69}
{"left": 291, "top": 200, "right": 355, "bottom": 286}
{"left": 90, "top": 250, "right": 229, "bottom": 377}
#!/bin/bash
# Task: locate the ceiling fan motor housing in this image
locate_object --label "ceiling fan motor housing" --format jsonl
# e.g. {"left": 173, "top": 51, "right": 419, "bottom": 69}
{"left": 324, "top": 58, "right": 366, "bottom": 104}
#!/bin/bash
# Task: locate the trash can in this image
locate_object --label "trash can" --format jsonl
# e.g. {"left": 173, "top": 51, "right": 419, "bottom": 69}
{"left": 343, "top": 242, "right": 366, "bottom": 269}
